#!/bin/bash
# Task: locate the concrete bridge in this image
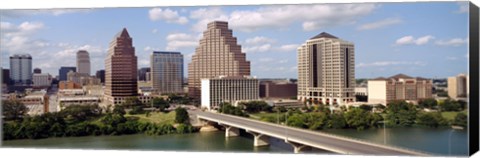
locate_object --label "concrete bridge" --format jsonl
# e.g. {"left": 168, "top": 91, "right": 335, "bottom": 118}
{"left": 192, "top": 110, "right": 430, "bottom": 156}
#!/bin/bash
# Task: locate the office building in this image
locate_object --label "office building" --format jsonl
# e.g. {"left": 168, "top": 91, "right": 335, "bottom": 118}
{"left": 201, "top": 76, "right": 259, "bottom": 111}
{"left": 188, "top": 21, "right": 251, "bottom": 100}
{"left": 77, "top": 50, "right": 91, "bottom": 75}
{"left": 10, "top": 54, "right": 33, "bottom": 85}
{"left": 58, "top": 81, "right": 82, "bottom": 90}
{"left": 33, "top": 68, "right": 41, "bottom": 74}
{"left": 2, "top": 68, "right": 10, "bottom": 85}
{"left": 297, "top": 32, "right": 355, "bottom": 105}
{"left": 32, "top": 73, "right": 53, "bottom": 87}
{"left": 96, "top": 69, "right": 105, "bottom": 83}
{"left": 138, "top": 67, "right": 150, "bottom": 81}
{"left": 448, "top": 74, "right": 468, "bottom": 99}
{"left": 59, "top": 67, "right": 76, "bottom": 81}
{"left": 368, "top": 74, "right": 433, "bottom": 105}
{"left": 104, "top": 28, "right": 138, "bottom": 105}
{"left": 151, "top": 51, "right": 184, "bottom": 94}
{"left": 259, "top": 79, "right": 297, "bottom": 99}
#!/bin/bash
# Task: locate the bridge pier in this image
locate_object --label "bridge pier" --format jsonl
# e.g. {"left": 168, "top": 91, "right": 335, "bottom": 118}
{"left": 223, "top": 125, "right": 240, "bottom": 137}
{"left": 285, "top": 139, "right": 311, "bottom": 154}
{"left": 246, "top": 130, "right": 270, "bottom": 147}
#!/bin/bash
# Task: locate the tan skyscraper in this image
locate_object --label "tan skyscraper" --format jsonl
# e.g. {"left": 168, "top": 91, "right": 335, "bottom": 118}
{"left": 104, "top": 28, "right": 138, "bottom": 105}
{"left": 297, "top": 32, "right": 355, "bottom": 105}
{"left": 188, "top": 21, "right": 251, "bottom": 100}
{"left": 448, "top": 74, "right": 467, "bottom": 99}
{"left": 76, "top": 50, "right": 90, "bottom": 75}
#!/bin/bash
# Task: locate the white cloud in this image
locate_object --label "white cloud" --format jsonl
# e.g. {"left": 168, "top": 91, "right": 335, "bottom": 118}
{"left": 435, "top": 38, "right": 468, "bottom": 47}
{"left": 454, "top": 2, "right": 469, "bottom": 14}
{"left": 152, "top": 29, "right": 158, "bottom": 34}
{"left": 149, "top": 8, "right": 189, "bottom": 24}
{"left": 277, "top": 44, "right": 299, "bottom": 52}
{"left": 189, "top": 4, "right": 377, "bottom": 32}
{"left": 1, "top": 21, "right": 44, "bottom": 37}
{"left": 244, "top": 44, "right": 272, "bottom": 53}
{"left": 357, "top": 61, "right": 427, "bottom": 68}
{"left": 1, "top": 9, "right": 91, "bottom": 18}
{"left": 395, "top": 35, "right": 434, "bottom": 46}
{"left": 244, "top": 36, "right": 275, "bottom": 45}
{"left": 165, "top": 33, "right": 199, "bottom": 51}
{"left": 1, "top": 21, "right": 46, "bottom": 55}
{"left": 357, "top": 18, "right": 402, "bottom": 30}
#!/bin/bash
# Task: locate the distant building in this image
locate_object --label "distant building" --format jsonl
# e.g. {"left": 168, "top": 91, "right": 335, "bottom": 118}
{"left": 95, "top": 69, "right": 105, "bottom": 83}
{"left": 188, "top": 21, "right": 251, "bottom": 101}
{"left": 2, "top": 68, "right": 10, "bottom": 85}
{"left": 59, "top": 67, "right": 76, "bottom": 81}
{"left": 104, "top": 28, "right": 138, "bottom": 105}
{"left": 151, "top": 51, "right": 184, "bottom": 94}
{"left": 67, "top": 71, "right": 89, "bottom": 84}
{"left": 448, "top": 74, "right": 468, "bottom": 99}
{"left": 77, "top": 50, "right": 91, "bottom": 75}
{"left": 201, "top": 76, "right": 259, "bottom": 111}
{"left": 10, "top": 54, "right": 33, "bottom": 85}
{"left": 33, "top": 68, "right": 41, "bottom": 74}
{"left": 58, "top": 81, "right": 82, "bottom": 90}
{"left": 32, "top": 73, "right": 53, "bottom": 87}
{"left": 145, "top": 72, "right": 151, "bottom": 81}
{"left": 58, "top": 96, "right": 101, "bottom": 111}
{"left": 354, "top": 87, "right": 368, "bottom": 96}
{"left": 368, "top": 74, "right": 433, "bottom": 105}
{"left": 259, "top": 79, "right": 297, "bottom": 99}
{"left": 19, "top": 90, "right": 49, "bottom": 115}
{"left": 138, "top": 67, "right": 150, "bottom": 81}
{"left": 297, "top": 32, "right": 355, "bottom": 105}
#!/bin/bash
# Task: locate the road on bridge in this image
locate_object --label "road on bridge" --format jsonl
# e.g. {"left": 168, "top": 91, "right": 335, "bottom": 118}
{"left": 191, "top": 110, "right": 430, "bottom": 156}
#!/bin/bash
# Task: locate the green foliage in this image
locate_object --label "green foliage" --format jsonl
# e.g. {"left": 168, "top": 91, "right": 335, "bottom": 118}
{"left": 218, "top": 102, "right": 249, "bottom": 117}
{"left": 100, "top": 113, "right": 127, "bottom": 126}
{"left": 175, "top": 107, "right": 190, "bottom": 124}
{"left": 121, "top": 97, "right": 144, "bottom": 108}
{"left": 113, "top": 105, "right": 126, "bottom": 115}
{"left": 416, "top": 112, "right": 447, "bottom": 128}
{"left": 418, "top": 98, "right": 438, "bottom": 109}
{"left": 176, "top": 123, "right": 196, "bottom": 134}
{"left": 453, "top": 113, "right": 467, "bottom": 128}
{"left": 129, "top": 106, "right": 145, "bottom": 115}
{"left": 439, "top": 99, "right": 465, "bottom": 112}
{"left": 152, "top": 97, "right": 170, "bottom": 111}
{"left": 2, "top": 100, "right": 28, "bottom": 121}
{"left": 344, "top": 108, "right": 371, "bottom": 130}
{"left": 359, "top": 104, "right": 373, "bottom": 112}
{"left": 386, "top": 100, "right": 417, "bottom": 127}
{"left": 327, "top": 113, "right": 347, "bottom": 129}
{"left": 240, "top": 101, "right": 272, "bottom": 113}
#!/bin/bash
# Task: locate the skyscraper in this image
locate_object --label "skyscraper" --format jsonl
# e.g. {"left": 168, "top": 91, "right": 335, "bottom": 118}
{"left": 104, "top": 28, "right": 138, "bottom": 105}
{"left": 151, "top": 51, "right": 184, "bottom": 94}
{"left": 448, "top": 74, "right": 468, "bottom": 99}
{"left": 188, "top": 21, "right": 251, "bottom": 100}
{"left": 77, "top": 50, "right": 91, "bottom": 75}
{"left": 138, "top": 67, "right": 150, "bottom": 81}
{"left": 59, "top": 67, "right": 76, "bottom": 81}
{"left": 10, "top": 54, "right": 33, "bottom": 85}
{"left": 96, "top": 69, "right": 105, "bottom": 83}
{"left": 2, "top": 68, "right": 10, "bottom": 85}
{"left": 297, "top": 32, "right": 355, "bottom": 105}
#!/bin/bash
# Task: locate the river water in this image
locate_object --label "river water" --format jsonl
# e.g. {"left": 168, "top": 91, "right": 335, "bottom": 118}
{"left": 2, "top": 127, "right": 468, "bottom": 156}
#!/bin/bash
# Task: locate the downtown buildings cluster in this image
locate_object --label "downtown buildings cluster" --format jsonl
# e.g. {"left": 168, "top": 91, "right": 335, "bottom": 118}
{"left": 1, "top": 21, "right": 469, "bottom": 115}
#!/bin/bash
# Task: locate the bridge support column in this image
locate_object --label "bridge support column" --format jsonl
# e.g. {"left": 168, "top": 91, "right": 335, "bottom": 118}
{"left": 285, "top": 140, "right": 311, "bottom": 154}
{"left": 246, "top": 130, "right": 270, "bottom": 147}
{"left": 224, "top": 126, "right": 240, "bottom": 137}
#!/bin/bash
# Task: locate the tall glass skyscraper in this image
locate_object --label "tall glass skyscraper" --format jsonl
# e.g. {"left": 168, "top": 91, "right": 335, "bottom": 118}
{"left": 9, "top": 54, "right": 32, "bottom": 85}
{"left": 150, "top": 51, "right": 183, "bottom": 94}
{"left": 76, "top": 50, "right": 91, "bottom": 75}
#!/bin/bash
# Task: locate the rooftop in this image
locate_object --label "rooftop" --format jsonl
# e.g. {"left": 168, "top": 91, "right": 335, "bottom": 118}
{"left": 309, "top": 32, "right": 339, "bottom": 40}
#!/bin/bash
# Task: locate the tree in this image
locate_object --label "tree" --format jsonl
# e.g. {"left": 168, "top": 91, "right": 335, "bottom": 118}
{"left": 344, "top": 108, "right": 370, "bottom": 130}
{"left": 112, "top": 105, "right": 126, "bottom": 115}
{"left": 327, "top": 113, "right": 347, "bottom": 129}
{"left": 386, "top": 100, "right": 417, "bottom": 127}
{"left": 359, "top": 104, "right": 373, "bottom": 112}
{"left": 129, "top": 106, "right": 145, "bottom": 115}
{"left": 175, "top": 107, "right": 190, "bottom": 124}
{"left": 2, "top": 100, "right": 28, "bottom": 121}
{"left": 218, "top": 102, "right": 248, "bottom": 117}
{"left": 241, "top": 101, "right": 271, "bottom": 113}
{"left": 286, "top": 113, "right": 308, "bottom": 128}
{"left": 418, "top": 98, "right": 438, "bottom": 109}
{"left": 439, "top": 99, "right": 463, "bottom": 112}
{"left": 453, "top": 113, "right": 467, "bottom": 128}
{"left": 152, "top": 97, "right": 170, "bottom": 112}
{"left": 122, "top": 97, "right": 144, "bottom": 108}
{"left": 416, "top": 112, "right": 447, "bottom": 128}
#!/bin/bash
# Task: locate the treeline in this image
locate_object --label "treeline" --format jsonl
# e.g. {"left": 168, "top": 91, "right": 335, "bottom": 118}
{"left": 2, "top": 102, "right": 197, "bottom": 140}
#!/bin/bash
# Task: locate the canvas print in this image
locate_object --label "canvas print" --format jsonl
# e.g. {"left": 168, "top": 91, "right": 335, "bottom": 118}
{"left": 0, "top": 1, "right": 476, "bottom": 156}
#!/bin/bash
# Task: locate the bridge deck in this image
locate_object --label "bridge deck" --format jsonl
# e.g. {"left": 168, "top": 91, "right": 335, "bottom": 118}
{"left": 193, "top": 110, "right": 430, "bottom": 156}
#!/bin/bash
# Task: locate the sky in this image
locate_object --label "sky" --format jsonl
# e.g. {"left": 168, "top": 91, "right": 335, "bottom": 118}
{"left": 0, "top": 2, "right": 470, "bottom": 79}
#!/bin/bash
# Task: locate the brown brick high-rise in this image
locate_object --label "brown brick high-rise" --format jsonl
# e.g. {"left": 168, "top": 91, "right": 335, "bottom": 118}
{"left": 104, "top": 28, "right": 138, "bottom": 105}
{"left": 188, "top": 21, "right": 250, "bottom": 100}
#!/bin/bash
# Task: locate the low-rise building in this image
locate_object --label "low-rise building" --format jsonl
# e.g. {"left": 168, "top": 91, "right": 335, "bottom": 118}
{"left": 201, "top": 76, "right": 259, "bottom": 111}
{"left": 368, "top": 74, "right": 432, "bottom": 105}
{"left": 59, "top": 80, "right": 82, "bottom": 90}
{"left": 264, "top": 99, "right": 304, "bottom": 108}
{"left": 259, "top": 79, "right": 297, "bottom": 99}
{"left": 58, "top": 96, "right": 101, "bottom": 110}
{"left": 20, "top": 90, "right": 49, "bottom": 115}
{"left": 32, "top": 73, "right": 53, "bottom": 88}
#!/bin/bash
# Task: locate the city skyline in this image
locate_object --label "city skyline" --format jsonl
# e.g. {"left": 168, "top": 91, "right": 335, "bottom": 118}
{"left": 0, "top": 2, "right": 470, "bottom": 79}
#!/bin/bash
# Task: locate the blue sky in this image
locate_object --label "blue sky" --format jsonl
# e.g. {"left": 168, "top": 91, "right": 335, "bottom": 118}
{"left": 0, "top": 2, "right": 470, "bottom": 79}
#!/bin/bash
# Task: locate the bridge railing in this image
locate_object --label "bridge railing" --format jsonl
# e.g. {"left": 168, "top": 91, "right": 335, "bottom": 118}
{"left": 197, "top": 112, "right": 433, "bottom": 156}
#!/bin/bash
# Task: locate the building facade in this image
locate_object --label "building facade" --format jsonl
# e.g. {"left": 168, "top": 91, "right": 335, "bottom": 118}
{"left": 297, "top": 32, "right": 355, "bottom": 105}
{"left": 448, "top": 74, "right": 468, "bottom": 99}
{"left": 77, "top": 50, "right": 91, "bottom": 75}
{"left": 2, "top": 68, "right": 10, "bottom": 85}
{"left": 188, "top": 21, "right": 251, "bottom": 100}
{"left": 104, "top": 28, "right": 138, "bottom": 105}
{"left": 32, "top": 73, "right": 53, "bottom": 87}
{"left": 259, "top": 80, "right": 297, "bottom": 99}
{"left": 10, "top": 54, "right": 33, "bottom": 85}
{"left": 96, "top": 69, "right": 105, "bottom": 83}
{"left": 138, "top": 67, "right": 150, "bottom": 81}
{"left": 368, "top": 74, "right": 433, "bottom": 105}
{"left": 59, "top": 67, "right": 76, "bottom": 81}
{"left": 151, "top": 51, "right": 184, "bottom": 94}
{"left": 201, "top": 76, "right": 259, "bottom": 111}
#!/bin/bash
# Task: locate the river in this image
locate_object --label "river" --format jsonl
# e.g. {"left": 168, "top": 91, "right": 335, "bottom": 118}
{"left": 2, "top": 127, "right": 468, "bottom": 156}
